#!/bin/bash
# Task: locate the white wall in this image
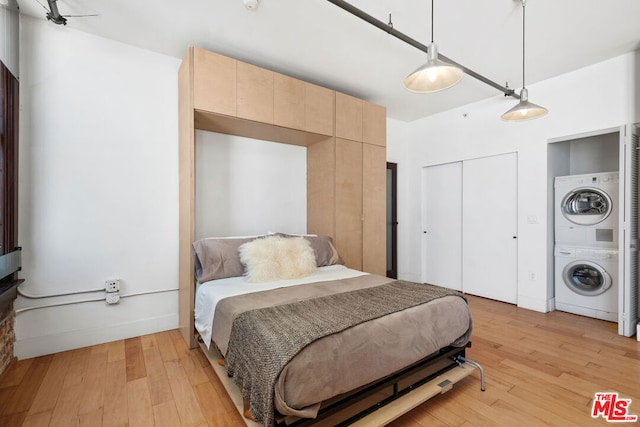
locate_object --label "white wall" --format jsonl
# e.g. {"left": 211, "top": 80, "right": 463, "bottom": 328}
{"left": 0, "top": 1, "right": 19, "bottom": 77}
{"left": 15, "top": 16, "right": 181, "bottom": 358}
{"left": 195, "top": 131, "right": 307, "bottom": 239}
{"left": 387, "top": 50, "right": 639, "bottom": 312}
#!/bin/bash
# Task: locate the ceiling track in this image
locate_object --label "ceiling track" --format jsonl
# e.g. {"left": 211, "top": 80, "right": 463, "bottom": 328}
{"left": 326, "top": 0, "right": 519, "bottom": 99}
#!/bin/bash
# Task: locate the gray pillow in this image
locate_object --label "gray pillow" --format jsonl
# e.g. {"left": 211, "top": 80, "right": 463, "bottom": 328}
{"left": 192, "top": 236, "right": 260, "bottom": 282}
{"left": 277, "top": 234, "right": 344, "bottom": 267}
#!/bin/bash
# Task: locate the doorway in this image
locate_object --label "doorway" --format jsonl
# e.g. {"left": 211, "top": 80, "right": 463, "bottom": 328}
{"left": 386, "top": 162, "right": 397, "bottom": 279}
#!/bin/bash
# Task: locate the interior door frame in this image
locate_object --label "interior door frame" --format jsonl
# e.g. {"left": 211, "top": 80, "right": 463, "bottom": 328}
{"left": 386, "top": 162, "right": 398, "bottom": 279}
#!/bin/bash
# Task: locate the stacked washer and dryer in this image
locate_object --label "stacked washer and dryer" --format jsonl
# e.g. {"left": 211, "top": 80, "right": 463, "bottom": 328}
{"left": 554, "top": 172, "right": 619, "bottom": 321}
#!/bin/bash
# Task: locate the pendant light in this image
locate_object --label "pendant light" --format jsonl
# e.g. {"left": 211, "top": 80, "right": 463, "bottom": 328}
{"left": 501, "top": 0, "right": 547, "bottom": 121}
{"left": 403, "top": 0, "right": 463, "bottom": 93}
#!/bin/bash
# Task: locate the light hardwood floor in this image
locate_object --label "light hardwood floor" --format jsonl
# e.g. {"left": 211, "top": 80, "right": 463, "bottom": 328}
{"left": 1, "top": 295, "right": 638, "bottom": 426}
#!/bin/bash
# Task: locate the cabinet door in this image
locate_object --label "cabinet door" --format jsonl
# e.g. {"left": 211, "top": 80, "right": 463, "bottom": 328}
{"left": 193, "top": 48, "right": 237, "bottom": 116}
{"left": 363, "top": 101, "right": 386, "bottom": 147}
{"left": 305, "top": 83, "right": 334, "bottom": 136}
{"left": 237, "top": 61, "right": 274, "bottom": 123}
{"left": 335, "top": 138, "right": 363, "bottom": 270}
{"left": 336, "top": 92, "right": 363, "bottom": 142}
{"left": 307, "top": 138, "right": 336, "bottom": 238}
{"left": 362, "top": 143, "right": 386, "bottom": 275}
{"left": 274, "top": 73, "right": 305, "bottom": 130}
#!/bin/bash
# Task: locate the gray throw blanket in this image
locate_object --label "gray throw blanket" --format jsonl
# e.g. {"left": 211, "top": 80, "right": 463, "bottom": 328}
{"left": 224, "top": 280, "right": 466, "bottom": 426}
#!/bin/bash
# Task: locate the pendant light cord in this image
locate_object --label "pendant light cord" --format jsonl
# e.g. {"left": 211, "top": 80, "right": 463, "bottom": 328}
{"left": 431, "top": 0, "right": 434, "bottom": 43}
{"left": 522, "top": 0, "right": 526, "bottom": 88}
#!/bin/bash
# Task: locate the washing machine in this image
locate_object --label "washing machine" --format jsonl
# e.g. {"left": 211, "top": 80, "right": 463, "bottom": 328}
{"left": 555, "top": 246, "right": 618, "bottom": 322}
{"left": 554, "top": 172, "right": 619, "bottom": 248}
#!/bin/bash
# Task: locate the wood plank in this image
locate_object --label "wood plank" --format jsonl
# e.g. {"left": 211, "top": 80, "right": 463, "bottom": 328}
{"left": 165, "top": 359, "right": 206, "bottom": 427}
{"left": 48, "top": 383, "right": 83, "bottom": 427}
{"left": 274, "top": 72, "right": 305, "bottom": 131}
{"left": 127, "top": 378, "right": 154, "bottom": 427}
{"left": 28, "top": 351, "right": 73, "bottom": 415}
{"left": 170, "top": 329, "right": 208, "bottom": 386}
{"left": 0, "top": 358, "right": 33, "bottom": 388}
{"left": 102, "top": 360, "right": 128, "bottom": 427}
{"left": 143, "top": 346, "right": 174, "bottom": 406}
{"left": 335, "top": 138, "right": 363, "bottom": 270}
{"left": 307, "top": 137, "right": 336, "bottom": 239}
{"left": 305, "top": 82, "right": 334, "bottom": 136}
{"left": 178, "top": 46, "right": 197, "bottom": 349}
{"left": 195, "top": 380, "right": 243, "bottom": 427}
{"left": 193, "top": 47, "right": 237, "bottom": 116}
{"left": 0, "top": 411, "right": 28, "bottom": 427}
{"left": 125, "top": 336, "right": 147, "bottom": 382}
{"left": 152, "top": 401, "right": 182, "bottom": 427}
{"left": 361, "top": 143, "right": 386, "bottom": 275}
{"left": 1, "top": 355, "right": 52, "bottom": 416}
{"left": 140, "top": 333, "right": 158, "bottom": 350}
{"left": 237, "top": 61, "right": 274, "bottom": 124}
{"left": 363, "top": 100, "right": 386, "bottom": 147}
{"left": 156, "top": 330, "right": 179, "bottom": 362}
{"left": 78, "top": 408, "right": 103, "bottom": 427}
{"left": 21, "top": 410, "right": 51, "bottom": 427}
{"left": 335, "top": 92, "right": 363, "bottom": 142}
{"left": 107, "top": 339, "right": 125, "bottom": 362}
{"left": 62, "top": 347, "right": 91, "bottom": 388}
{"left": 78, "top": 349, "right": 108, "bottom": 416}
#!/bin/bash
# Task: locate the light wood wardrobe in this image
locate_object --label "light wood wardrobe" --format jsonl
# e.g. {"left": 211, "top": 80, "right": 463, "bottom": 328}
{"left": 179, "top": 47, "right": 387, "bottom": 347}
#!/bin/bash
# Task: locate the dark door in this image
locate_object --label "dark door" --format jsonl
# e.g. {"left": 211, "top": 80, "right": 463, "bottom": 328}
{"left": 387, "top": 162, "right": 397, "bottom": 278}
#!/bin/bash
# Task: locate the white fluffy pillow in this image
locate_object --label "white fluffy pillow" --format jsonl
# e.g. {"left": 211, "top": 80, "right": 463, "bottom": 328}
{"left": 239, "top": 235, "right": 317, "bottom": 283}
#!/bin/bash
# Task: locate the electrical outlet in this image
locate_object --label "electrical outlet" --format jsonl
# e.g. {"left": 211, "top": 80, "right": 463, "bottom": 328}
{"left": 529, "top": 272, "right": 537, "bottom": 281}
{"left": 106, "top": 292, "right": 120, "bottom": 304}
{"left": 105, "top": 279, "right": 120, "bottom": 293}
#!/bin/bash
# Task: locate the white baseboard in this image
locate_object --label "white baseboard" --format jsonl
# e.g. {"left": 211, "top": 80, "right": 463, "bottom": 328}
{"left": 14, "top": 313, "right": 178, "bottom": 359}
{"left": 517, "top": 295, "right": 552, "bottom": 313}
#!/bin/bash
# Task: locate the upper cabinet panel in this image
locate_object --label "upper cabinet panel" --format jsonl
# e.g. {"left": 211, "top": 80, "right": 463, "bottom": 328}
{"left": 335, "top": 92, "right": 363, "bottom": 142}
{"left": 274, "top": 73, "right": 305, "bottom": 131}
{"left": 193, "top": 48, "right": 237, "bottom": 116}
{"left": 305, "top": 83, "right": 335, "bottom": 136}
{"left": 237, "top": 61, "right": 274, "bottom": 124}
{"left": 363, "top": 101, "right": 387, "bottom": 147}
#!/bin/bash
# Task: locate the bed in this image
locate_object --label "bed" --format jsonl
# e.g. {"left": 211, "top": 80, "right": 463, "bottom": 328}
{"left": 193, "top": 234, "right": 478, "bottom": 426}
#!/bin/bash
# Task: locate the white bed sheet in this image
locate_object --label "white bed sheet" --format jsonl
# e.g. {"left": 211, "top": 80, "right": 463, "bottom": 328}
{"left": 194, "top": 264, "right": 367, "bottom": 348}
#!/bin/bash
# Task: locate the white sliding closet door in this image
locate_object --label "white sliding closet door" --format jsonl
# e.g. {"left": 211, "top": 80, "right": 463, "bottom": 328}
{"left": 462, "top": 153, "right": 518, "bottom": 303}
{"left": 422, "top": 153, "right": 518, "bottom": 302}
{"left": 422, "top": 162, "right": 462, "bottom": 290}
{"left": 618, "top": 124, "right": 639, "bottom": 337}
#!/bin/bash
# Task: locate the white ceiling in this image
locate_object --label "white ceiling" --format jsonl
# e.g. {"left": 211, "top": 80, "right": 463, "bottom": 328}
{"left": 16, "top": 0, "right": 640, "bottom": 122}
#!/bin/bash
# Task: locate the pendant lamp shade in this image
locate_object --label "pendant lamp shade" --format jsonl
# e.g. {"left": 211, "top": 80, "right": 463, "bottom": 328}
{"left": 501, "top": 87, "right": 548, "bottom": 121}
{"left": 404, "top": 42, "right": 463, "bottom": 93}
{"left": 501, "top": 0, "right": 547, "bottom": 121}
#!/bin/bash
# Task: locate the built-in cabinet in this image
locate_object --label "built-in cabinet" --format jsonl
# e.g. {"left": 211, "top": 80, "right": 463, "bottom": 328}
{"left": 307, "top": 93, "right": 387, "bottom": 275}
{"left": 192, "top": 48, "right": 335, "bottom": 137}
{"left": 179, "top": 46, "right": 387, "bottom": 347}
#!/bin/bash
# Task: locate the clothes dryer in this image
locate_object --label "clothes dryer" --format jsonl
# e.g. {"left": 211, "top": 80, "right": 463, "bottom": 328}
{"left": 555, "top": 246, "right": 618, "bottom": 322}
{"left": 554, "top": 172, "right": 619, "bottom": 248}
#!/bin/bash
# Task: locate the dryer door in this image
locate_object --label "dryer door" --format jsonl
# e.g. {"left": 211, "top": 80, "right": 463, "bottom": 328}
{"left": 561, "top": 187, "right": 612, "bottom": 225}
{"left": 562, "top": 260, "right": 612, "bottom": 296}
